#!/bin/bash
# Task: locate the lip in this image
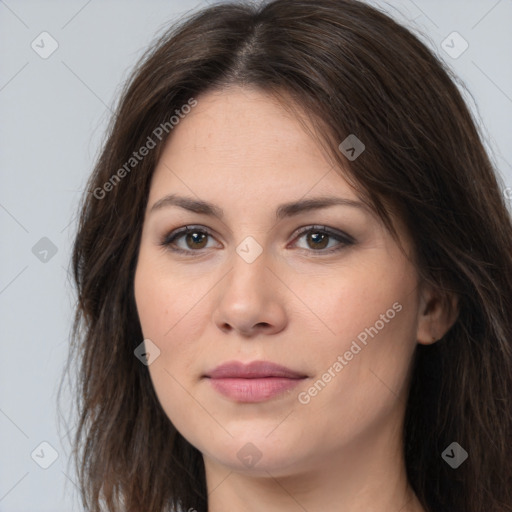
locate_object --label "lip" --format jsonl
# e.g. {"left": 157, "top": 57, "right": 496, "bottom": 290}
{"left": 204, "top": 360, "right": 308, "bottom": 403}
{"left": 205, "top": 360, "right": 307, "bottom": 379}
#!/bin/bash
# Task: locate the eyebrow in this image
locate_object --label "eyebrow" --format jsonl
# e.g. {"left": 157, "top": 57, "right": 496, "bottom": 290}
{"left": 149, "top": 193, "right": 367, "bottom": 220}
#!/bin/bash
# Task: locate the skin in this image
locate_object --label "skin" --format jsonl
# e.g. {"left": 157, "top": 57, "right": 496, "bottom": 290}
{"left": 134, "top": 86, "right": 457, "bottom": 512}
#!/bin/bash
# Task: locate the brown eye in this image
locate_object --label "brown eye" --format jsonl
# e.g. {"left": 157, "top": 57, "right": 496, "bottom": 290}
{"left": 184, "top": 231, "right": 208, "bottom": 249}
{"left": 293, "top": 225, "right": 355, "bottom": 254}
{"left": 161, "top": 225, "right": 217, "bottom": 254}
{"left": 306, "top": 231, "right": 329, "bottom": 250}
{"left": 161, "top": 224, "right": 354, "bottom": 256}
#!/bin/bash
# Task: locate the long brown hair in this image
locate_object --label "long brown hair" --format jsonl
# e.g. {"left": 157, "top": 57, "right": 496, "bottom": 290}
{"left": 61, "top": 1, "right": 512, "bottom": 511}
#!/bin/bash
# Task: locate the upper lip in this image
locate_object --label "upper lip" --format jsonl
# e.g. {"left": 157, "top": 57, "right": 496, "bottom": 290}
{"left": 204, "top": 360, "right": 307, "bottom": 379}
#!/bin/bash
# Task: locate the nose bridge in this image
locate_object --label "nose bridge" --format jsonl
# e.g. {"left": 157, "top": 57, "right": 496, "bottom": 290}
{"left": 212, "top": 237, "right": 287, "bottom": 335}
{"left": 227, "top": 237, "right": 272, "bottom": 294}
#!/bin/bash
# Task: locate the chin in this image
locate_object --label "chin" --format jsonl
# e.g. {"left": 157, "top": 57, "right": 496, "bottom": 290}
{"left": 199, "top": 429, "right": 312, "bottom": 475}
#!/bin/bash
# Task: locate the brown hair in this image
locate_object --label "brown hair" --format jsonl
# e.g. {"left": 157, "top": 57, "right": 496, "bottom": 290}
{"left": 61, "top": 1, "right": 512, "bottom": 511}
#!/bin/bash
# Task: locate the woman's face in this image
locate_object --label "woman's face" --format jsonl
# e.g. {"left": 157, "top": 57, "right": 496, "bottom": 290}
{"left": 134, "top": 86, "right": 431, "bottom": 478}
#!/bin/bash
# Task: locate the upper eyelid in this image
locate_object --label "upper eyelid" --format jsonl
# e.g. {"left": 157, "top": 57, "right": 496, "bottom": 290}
{"left": 294, "top": 225, "right": 354, "bottom": 241}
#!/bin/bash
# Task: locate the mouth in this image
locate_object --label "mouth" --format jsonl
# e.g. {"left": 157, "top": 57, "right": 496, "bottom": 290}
{"left": 203, "top": 360, "right": 308, "bottom": 403}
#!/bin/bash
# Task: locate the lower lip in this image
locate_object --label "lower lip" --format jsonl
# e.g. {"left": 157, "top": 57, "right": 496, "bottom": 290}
{"left": 207, "top": 377, "right": 304, "bottom": 402}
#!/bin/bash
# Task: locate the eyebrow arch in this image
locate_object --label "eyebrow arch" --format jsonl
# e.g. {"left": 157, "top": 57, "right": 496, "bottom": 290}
{"left": 149, "top": 193, "right": 367, "bottom": 220}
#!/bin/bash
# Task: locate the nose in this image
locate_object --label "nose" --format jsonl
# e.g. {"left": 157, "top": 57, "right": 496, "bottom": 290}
{"left": 212, "top": 248, "right": 288, "bottom": 337}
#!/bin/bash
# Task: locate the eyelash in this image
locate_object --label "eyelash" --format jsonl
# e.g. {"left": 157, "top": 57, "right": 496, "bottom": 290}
{"left": 159, "top": 224, "right": 355, "bottom": 256}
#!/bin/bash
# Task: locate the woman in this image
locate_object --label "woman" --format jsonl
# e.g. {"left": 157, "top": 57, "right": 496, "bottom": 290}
{"left": 64, "top": 0, "right": 512, "bottom": 511}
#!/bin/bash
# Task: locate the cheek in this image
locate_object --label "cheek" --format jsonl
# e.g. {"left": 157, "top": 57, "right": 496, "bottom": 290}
{"left": 134, "top": 254, "right": 214, "bottom": 442}
{"left": 134, "top": 248, "right": 206, "bottom": 346}
{"left": 294, "top": 256, "right": 418, "bottom": 352}
{"left": 134, "top": 247, "right": 174, "bottom": 338}
{"left": 295, "top": 258, "right": 419, "bottom": 413}
{"left": 134, "top": 249, "right": 216, "bottom": 390}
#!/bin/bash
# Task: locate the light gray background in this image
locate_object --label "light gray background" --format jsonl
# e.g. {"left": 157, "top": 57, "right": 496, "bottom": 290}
{"left": 1, "top": 0, "right": 511, "bottom": 510}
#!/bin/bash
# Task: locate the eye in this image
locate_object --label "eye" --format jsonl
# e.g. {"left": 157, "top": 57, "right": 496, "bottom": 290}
{"left": 160, "top": 225, "right": 219, "bottom": 255}
{"left": 160, "top": 224, "right": 355, "bottom": 256}
{"left": 291, "top": 225, "right": 355, "bottom": 254}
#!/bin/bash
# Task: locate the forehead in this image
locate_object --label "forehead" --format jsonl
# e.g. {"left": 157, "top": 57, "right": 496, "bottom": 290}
{"left": 149, "top": 86, "right": 359, "bottom": 202}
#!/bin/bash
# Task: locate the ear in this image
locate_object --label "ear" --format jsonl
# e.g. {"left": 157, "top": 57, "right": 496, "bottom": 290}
{"left": 416, "top": 282, "right": 459, "bottom": 345}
